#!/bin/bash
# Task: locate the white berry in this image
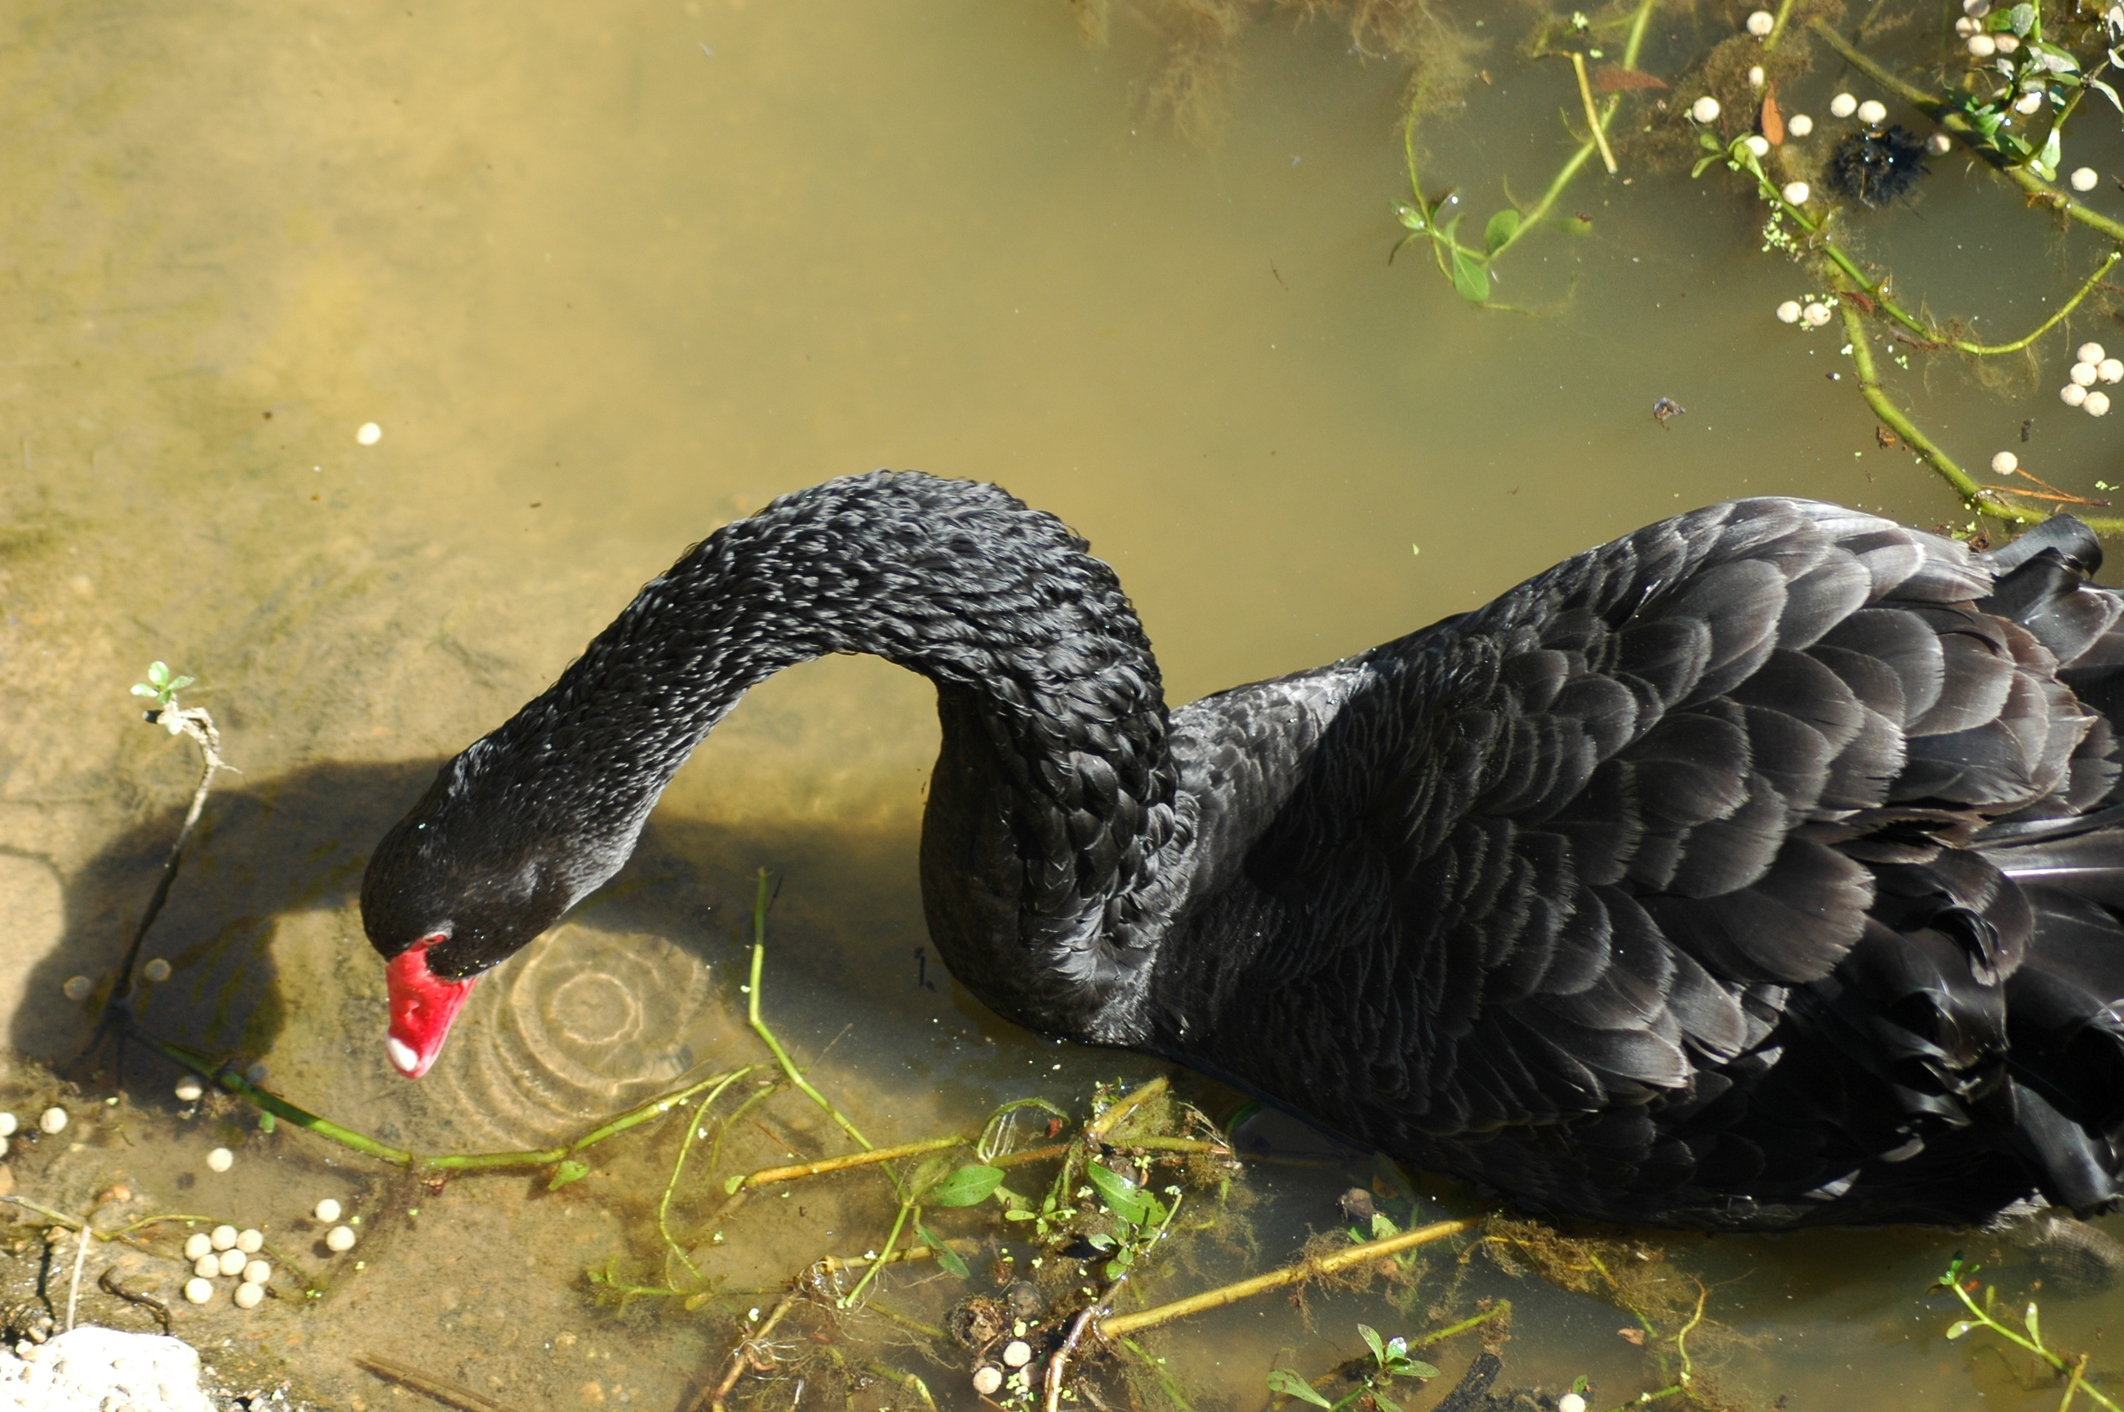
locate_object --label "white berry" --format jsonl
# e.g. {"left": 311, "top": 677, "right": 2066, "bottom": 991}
{"left": 1992, "top": 452, "right": 2019, "bottom": 475}
{"left": 217, "top": 1248, "right": 246, "bottom": 1277}
{"left": 1802, "top": 302, "right": 1834, "bottom": 327}
{"left": 183, "top": 1278, "right": 213, "bottom": 1305}
{"left": 1928, "top": 132, "right": 1953, "bottom": 155}
{"left": 205, "top": 1147, "right": 233, "bottom": 1173}
{"left": 1560, "top": 1397, "right": 1589, "bottom": 1412}
{"left": 1746, "top": 10, "right": 1774, "bottom": 36}
{"left": 356, "top": 422, "right": 382, "bottom": 446}
{"left": 1968, "top": 34, "right": 1997, "bottom": 57}
{"left": 184, "top": 1233, "right": 212, "bottom": 1261}
{"left": 38, "top": 1108, "right": 66, "bottom": 1135}
{"left": 1776, "top": 300, "right": 1803, "bottom": 324}
{"left": 243, "top": 1259, "right": 271, "bottom": 1285}
{"left": 2063, "top": 383, "right": 2090, "bottom": 406}
{"left": 1691, "top": 96, "right": 1721, "bottom": 124}
{"left": 972, "top": 1367, "right": 1004, "bottom": 1396}
{"left": 62, "top": 977, "right": 91, "bottom": 1002}
{"left": 1787, "top": 114, "right": 1814, "bottom": 137}
{"left": 0, "top": 1114, "right": 17, "bottom": 1139}
{"left": 2073, "top": 362, "right": 2100, "bottom": 387}
{"left": 173, "top": 1076, "right": 203, "bottom": 1103}
{"left": 1858, "top": 100, "right": 1887, "bottom": 125}
{"left": 210, "top": 1225, "right": 237, "bottom": 1251}
{"left": 2079, "top": 342, "right": 2107, "bottom": 365}
{"left": 1782, "top": 181, "right": 1811, "bottom": 205}
{"left": 1743, "top": 135, "right": 1770, "bottom": 158}
{"left": 2100, "top": 359, "right": 2123, "bottom": 384}
{"left": 2088, "top": 390, "right": 2112, "bottom": 416}
{"left": 326, "top": 1225, "right": 358, "bottom": 1253}
{"left": 234, "top": 1281, "right": 265, "bottom": 1309}
{"left": 1830, "top": 93, "right": 1858, "bottom": 118}
{"left": 313, "top": 1198, "right": 343, "bottom": 1224}
{"left": 192, "top": 1254, "right": 218, "bottom": 1279}
{"left": 237, "top": 1229, "right": 264, "bottom": 1254}
{"left": 142, "top": 958, "right": 172, "bottom": 983}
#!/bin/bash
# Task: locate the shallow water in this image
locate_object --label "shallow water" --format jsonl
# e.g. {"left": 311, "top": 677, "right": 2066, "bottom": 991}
{"left": 3, "top": 1, "right": 2123, "bottom": 1408}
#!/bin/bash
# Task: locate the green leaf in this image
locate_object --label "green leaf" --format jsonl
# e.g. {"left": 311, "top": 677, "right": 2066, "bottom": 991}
{"left": 1373, "top": 1393, "right": 1403, "bottom": 1412}
{"left": 2025, "top": 1302, "right": 2042, "bottom": 1346}
{"left": 1698, "top": 129, "right": 1722, "bottom": 153}
{"left": 1389, "top": 1358, "right": 1440, "bottom": 1380}
{"left": 2008, "top": 2, "right": 2035, "bottom": 36}
{"left": 147, "top": 661, "right": 170, "bottom": 685}
{"left": 131, "top": 683, "right": 159, "bottom": 698}
{"left": 548, "top": 1159, "right": 590, "bottom": 1190}
{"left": 1449, "top": 248, "right": 1491, "bottom": 304}
{"left": 1944, "top": 1319, "right": 1979, "bottom": 1340}
{"left": 257, "top": 1111, "right": 275, "bottom": 1134}
{"left": 1358, "top": 1325, "right": 1387, "bottom": 1365}
{"left": 2035, "top": 126, "right": 2062, "bottom": 179}
{"left": 1393, "top": 201, "right": 1426, "bottom": 232}
{"left": 1368, "top": 1211, "right": 1399, "bottom": 1241}
{"left": 1689, "top": 153, "right": 1724, "bottom": 180}
{"left": 1266, "top": 1371, "right": 1333, "bottom": 1407}
{"left": 168, "top": 675, "right": 195, "bottom": 692}
{"left": 1087, "top": 1161, "right": 1155, "bottom": 1226}
{"left": 1483, "top": 208, "right": 1520, "bottom": 254}
{"left": 927, "top": 1164, "right": 1006, "bottom": 1208}
{"left": 2089, "top": 77, "right": 2122, "bottom": 112}
{"left": 916, "top": 1222, "right": 971, "bottom": 1279}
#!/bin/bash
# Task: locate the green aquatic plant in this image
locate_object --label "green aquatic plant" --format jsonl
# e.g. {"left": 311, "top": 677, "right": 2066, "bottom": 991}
{"left": 128, "top": 659, "right": 195, "bottom": 715}
{"left": 1931, "top": 1254, "right": 2119, "bottom": 1412}
{"left": 1266, "top": 1324, "right": 1442, "bottom": 1412}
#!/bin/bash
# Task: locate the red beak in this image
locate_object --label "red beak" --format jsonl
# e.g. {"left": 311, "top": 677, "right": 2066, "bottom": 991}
{"left": 384, "top": 939, "right": 477, "bottom": 1078}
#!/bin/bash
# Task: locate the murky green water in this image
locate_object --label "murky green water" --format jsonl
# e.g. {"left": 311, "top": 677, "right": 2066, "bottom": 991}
{"left": 4, "top": 1, "right": 2123, "bottom": 1408}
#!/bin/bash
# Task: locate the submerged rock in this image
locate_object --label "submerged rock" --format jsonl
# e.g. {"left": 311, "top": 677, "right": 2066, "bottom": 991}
{"left": 0, "top": 1324, "right": 214, "bottom": 1411}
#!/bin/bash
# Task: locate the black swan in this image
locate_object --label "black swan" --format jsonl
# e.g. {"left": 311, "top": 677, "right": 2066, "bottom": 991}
{"left": 361, "top": 472, "right": 2124, "bottom": 1230}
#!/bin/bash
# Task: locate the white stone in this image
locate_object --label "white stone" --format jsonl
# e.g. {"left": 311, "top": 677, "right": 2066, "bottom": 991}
{"left": 1743, "top": 135, "right": 1770, "bottom": 157}
{"left": 1928, "top": 132, "right": 1953, "bottom": 155}
{"left": 972, "top": 1367, "right": 1004, "bottom": 1396}
{"left": 2080, "top": 342, "right": 2107, "bottom": 364}
{"left": 38, "top": 1109, "right": 65, "bottom": 1136}
{"left": 1782, "top": 181, "right": 1811, "bottom": 205}
{"left": 356, "top": 422, "right": 382, "bottom": 446}
{"left": 325, "top": 1224, "right": 358, "bottom": 1253}
{"left": 1691, "top": 96, "right": 1721, "bottom": 124}
{"left": 2073, "top": 168, "right": 2102, "bottom": 192}
{"left": 204, "top": 1148, "right": 232, "bottom": 1173}
{"left": 2063, "top": 382, "right": 2090, "bottom": 406}
{"left": 2073, "top": 362, "right": 2100, "bottom": 387}
{"left": 1969, "top": 34, "right": 1997, "bottom": 57}
{"left": 312, "top": 1198, "right": 342, "bottom": 1224}
{"left": 1788, "top": 114, "right": 1814, "bottom": 137}
{"left": 215, "top": 1249, "right": 245, "bottom": 1278}
{"left": 172, "top": 1077, "right": 202, "bottom": 1104}
{"left": 1830, "top": 92, "right": 1858, "bottom": 118}
{"left": 1992, "top": 451, "right": 2019, "bottom": 475}
{"left": 1858, "top": 100, "right": 1887, "bottom": 125}
{"left": 208, "top": 1226, "right": 236, "bottom": 1252}
{"left": 1776, "top": 300, "right": 1803, "bottom": 324}
{"left": 181, "top": 1234, "right": 211, "bottom": 1262}
{"left": 233, "top": 1281, "right": 264, "bottom": 1310}
{"left": 1001, "top": 1340, "right": 1033, "bottom": 1368}
{"left": 2088, "top": 390, "right": 2112, "bottom": 416}
{"left": 1746, "top": 10, "right": 1774, "bottom": 36}
{"left": 0, "top": 1325, "right": 219, "bottom": 1412}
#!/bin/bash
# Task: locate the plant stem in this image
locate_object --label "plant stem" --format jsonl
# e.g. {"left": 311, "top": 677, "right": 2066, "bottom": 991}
{"left": 747, "top": 869, "right": 873, "bottom": 1153}
{"left": 1100, "top": 1217, "right": 1479, "bottom": 1337}
{"left": 1566, "top": 53, "right": 1618, "bottom": 175}
{"left": 837, "top": 1201, "right": 914, "bottom": 1310}
{"left": 1414, "top": 1300, "right": 1512, "bottom": 1347}
{"left": 1087, "top": 1076, "right": 1168, "bottom": 1143}
{"left": 732, "top": 1133, "right": 968, "bottom": 1193}
{"left": 660, "top": 1071, "right": 755, "bottom": 1283}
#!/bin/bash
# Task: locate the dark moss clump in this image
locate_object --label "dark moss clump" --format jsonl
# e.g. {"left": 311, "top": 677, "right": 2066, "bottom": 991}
{"left": 1827, "top": 124, "right": 1929, "bottom": 208}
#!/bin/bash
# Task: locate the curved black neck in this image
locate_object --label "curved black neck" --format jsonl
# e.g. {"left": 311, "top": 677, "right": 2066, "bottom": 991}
{"left": 448, "top": 472, "right": 1181, "bottom": 1032}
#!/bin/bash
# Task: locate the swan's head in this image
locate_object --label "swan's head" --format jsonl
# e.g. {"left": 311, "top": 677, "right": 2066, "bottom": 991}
{"left": 360, "top": 763, "right": 579, "bottom": 1078}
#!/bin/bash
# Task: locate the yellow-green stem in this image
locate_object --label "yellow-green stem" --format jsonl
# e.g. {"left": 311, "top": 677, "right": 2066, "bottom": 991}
{"left": 748, "top": 869, "right": 873, "bottom": 1153}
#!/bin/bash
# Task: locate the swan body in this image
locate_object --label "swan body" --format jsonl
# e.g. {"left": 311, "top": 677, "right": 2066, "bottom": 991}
{"left": 362, "top": 473, "right": 2124, "bottom": 1229}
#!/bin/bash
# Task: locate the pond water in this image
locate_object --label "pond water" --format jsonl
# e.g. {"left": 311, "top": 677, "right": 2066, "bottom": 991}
{"left": 2, "top": 1, "right": 2121, "bottom": 1409}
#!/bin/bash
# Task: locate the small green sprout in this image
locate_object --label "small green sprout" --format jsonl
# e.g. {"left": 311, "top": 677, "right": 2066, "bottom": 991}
{"left": 1266, "top": 1323, "right": 1440, "bottom": 1412}
{"left": 131, "top": 661, "right": 197, "bottom": 729}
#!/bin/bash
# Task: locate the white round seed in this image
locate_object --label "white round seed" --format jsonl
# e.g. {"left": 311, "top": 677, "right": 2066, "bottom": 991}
{"left": 2100, "top": 359, "right": 2123, "bottom": 384}
{"left": 1787, "top": 114, "right": 1814, "bottom": 137}
{"left": 1992, "top": 452, "right": 2019, "bottom": 475}
{"left": 1776, "top": 300, "right": 1803, "bottom": 324}
{"left": 1927, "top": 132, "right": 1953, "bottom": 155}
{"left": 1747, "top": 65, "right": 1765, "bottom": 89}
{"left": 2073, "top": 362, "right": 2100, "bottom": 387}
{"left": 192, "top": 1254, "right": 219, "bottom": 1279}
{"left": 1001, "top": 1340, "right": 1034, "bottom": 1369}
{"left": 217, "top": 1248, "right": 246, "bottom": 1277}
{"left": 2080, "top": 168, "right": 2108, "bottom": 193}
{"left": 325, "top": 1225, "right": 358, "bottom": 1253}
{"left": 0, "top": 1113, "right": 17, "bottom": 1139}
{"left": 233, "top": 1281, "right": 264, "bottom": 1309}
{"left": 1746, "top": 10, "right": 1774, "bottom": 36}
{"left": 972, "top": 1367, "right": 1004, "bottom": 1397}
{"left": 210, "top": 1225, "right": 237, "bottom": 1251}
{"left": 174, "top": 1077, "right": 203, "bottom": 1103}
{"left": 1743, "top": 134, "right": 1770, "bottom": 158}
{"left": 1691, "top": 96, "right": 1721, "bottom": 124}
{"left": 2079, "top": 342, "right": 2107, "bottom": 365}
{"left": 243, "top": 1259, "right": 271, "bottom": 1285}
{"left": 1803, "top": 302, "right": 1834, "bottom": 327}
{"left": 313, "top": 1198, "right": 343, "bottom": 1224}
{"left": 1858, "top": 100, "right": 1887, "bottom": 125}
{"left": 2063, "top": 383, "right": 2090, "bottom": 406}
{"left": 1968, "top": 34, "right": 1997, "bottom": 57}
{"left": 183, "top": 1278, "right": 213, "bottom": 1305}
{"left": 236, "top": 1229, "right": 263, "bottom": 1254}
{"left": 205, "top": 1147, "right": 233, "bottom": 1173}
{"left": 356, "top": 422, "right": 382, "bottom": 446}
{"left": 142, "top": 958, "right": 172, "bottom": 983}
{"left": 184, "top": 1233, "right": 212, "bottom": 1261}
{"left": 38, "top": 1108, "right": 66, "bottom": 1135}
{"left": 1782, "top": 181, "right": 1811, "bottom": 205}
{"left": 1830, "top": 93, "right": 1858, "bottom": 118}
{"left": 2088, "top": 390, "right": 2112, "bottom": 416}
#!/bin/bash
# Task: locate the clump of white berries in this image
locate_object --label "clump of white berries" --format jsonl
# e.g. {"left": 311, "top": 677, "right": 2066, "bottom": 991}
{"left": 2062, "top": 344, "right": 2121, "bottom": 414}
{"left": 182, "top": 1223, "right": 275, "bottom": 1309}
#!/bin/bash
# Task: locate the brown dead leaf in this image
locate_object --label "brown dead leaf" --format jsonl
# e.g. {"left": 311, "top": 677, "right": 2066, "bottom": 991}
{"left": 1592, "top": 67, "right": 1668, "bottom": 93}
{"left": 1761, "top": 84, "right": 1785, "bottom": 145}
